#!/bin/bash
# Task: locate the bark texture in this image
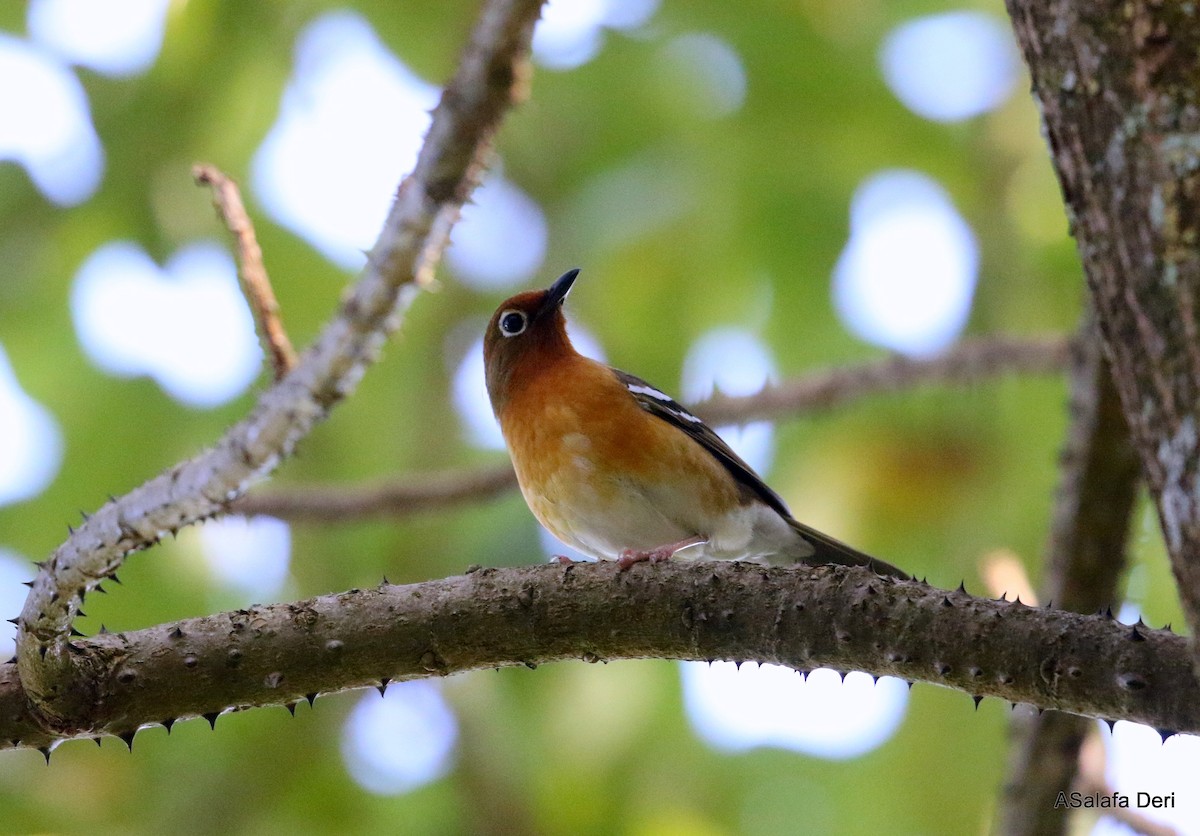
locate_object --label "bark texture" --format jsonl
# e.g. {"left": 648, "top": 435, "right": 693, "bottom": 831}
{"left": 1005, "top": 0, "right": 1200, "bottom": 645}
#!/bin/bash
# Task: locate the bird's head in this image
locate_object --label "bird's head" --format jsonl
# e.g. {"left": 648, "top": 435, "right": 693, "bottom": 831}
{"left": 483, "top": 267, "right": 581, "bottom": 416}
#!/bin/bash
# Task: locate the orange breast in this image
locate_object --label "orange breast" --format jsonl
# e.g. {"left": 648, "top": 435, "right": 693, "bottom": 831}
{"left": 497, "top": 353, "right": 740, "bottom": 556}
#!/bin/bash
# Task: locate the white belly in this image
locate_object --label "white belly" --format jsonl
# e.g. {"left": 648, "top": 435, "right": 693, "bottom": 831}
{"left": 524, "top": 444, "right": 802, "bottom": 564}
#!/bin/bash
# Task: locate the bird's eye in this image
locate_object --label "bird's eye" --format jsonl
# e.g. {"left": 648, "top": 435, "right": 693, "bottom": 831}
{"left": 498, "top": 310, "right": 527, "bottom": 337}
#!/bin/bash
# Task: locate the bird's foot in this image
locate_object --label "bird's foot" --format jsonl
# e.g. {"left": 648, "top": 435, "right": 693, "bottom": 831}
{"left": 617, "top": 547, "right": 673, "bottom": 571}
{"left": 616, "top": 536, "right": 708, "bottom": 571}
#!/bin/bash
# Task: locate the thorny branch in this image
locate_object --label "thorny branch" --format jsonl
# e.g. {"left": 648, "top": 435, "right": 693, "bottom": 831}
{"left": 234, "top": 335, "right": 1070, "bottom": 522}
{"left": 194, "top": 163, "right": 296, "bottom": 380}
{"left": 0, "top": 562, "right": 1193, "bottom": 754}
{"left": 14, "top": 0, "right": 546, "bottom": 732}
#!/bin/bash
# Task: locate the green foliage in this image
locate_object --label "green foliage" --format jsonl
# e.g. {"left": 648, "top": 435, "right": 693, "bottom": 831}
{"left": 0, "top": 1, "right": 1165, "bottom": 833}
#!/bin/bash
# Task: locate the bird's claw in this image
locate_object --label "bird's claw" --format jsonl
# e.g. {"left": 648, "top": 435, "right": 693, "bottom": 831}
{"left": 617, "top": 547, "right": 672, "bottom": 571}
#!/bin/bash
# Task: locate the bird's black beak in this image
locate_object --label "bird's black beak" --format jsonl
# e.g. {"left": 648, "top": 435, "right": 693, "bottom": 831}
{"left": 537, "top": 268, "right": 580, "bottom": 319}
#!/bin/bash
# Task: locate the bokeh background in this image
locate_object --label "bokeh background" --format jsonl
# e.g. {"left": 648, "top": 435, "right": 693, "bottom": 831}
{"left": 0, "top": 0, "right": 1194, "bottom": 833}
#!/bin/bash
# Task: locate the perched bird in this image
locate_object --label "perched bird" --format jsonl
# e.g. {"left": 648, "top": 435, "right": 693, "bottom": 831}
{"left": 483, "top": 268, "right": 908, "bottom": 578}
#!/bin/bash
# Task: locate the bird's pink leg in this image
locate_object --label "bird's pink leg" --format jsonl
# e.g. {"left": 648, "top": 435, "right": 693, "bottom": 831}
{"left": 617, "top": 535, "right": 708, "bottom": 571}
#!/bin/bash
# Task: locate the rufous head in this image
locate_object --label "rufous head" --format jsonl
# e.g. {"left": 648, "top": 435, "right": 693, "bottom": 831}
{"left": 483, "top": 268, "right": 580, "bottom": 416}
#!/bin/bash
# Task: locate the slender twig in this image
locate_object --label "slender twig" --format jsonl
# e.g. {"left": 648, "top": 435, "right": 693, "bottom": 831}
{"left": 998, "top": 316, "right": 1140, "bottom": 836}
{"left": 193, "top": 163, "right": 296, "bottom": 380}
{"left": 235, "top": 334, "right": 1070, "bottom": 522}
{"left": 15, "top": 0, "right": 546, "bottom": 732}
{"left": 0, "top": 561, "right": 1193, "bottom": 754}
{"left": 698, "top": 334, "right": 1069, "bottom": 425}
{"left": 233, "top": 464, "right": 518, "bottom": 520}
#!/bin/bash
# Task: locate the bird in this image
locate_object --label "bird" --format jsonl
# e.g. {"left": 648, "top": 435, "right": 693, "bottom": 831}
{"left": 483, "top": 268, "right": 908, "bottom": 579}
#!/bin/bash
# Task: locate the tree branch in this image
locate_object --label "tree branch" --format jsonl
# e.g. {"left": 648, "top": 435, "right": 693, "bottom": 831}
{"left": 1005, "top": 0, "right": 1200, "bottom": 648}
{"left": 234, "top": 334, "right": 1070, "bottom": 521}
{"left": 697, "top": 334, "right": 1070, "bottom": 425}
{"left": 233, "top": 464, "right": 518, "bottom": 521}
{"left": 15, "top": 0, "right": 545, "bottom": 732}
{"left": 999, "top": 314, "right": 1141, "bottom": 836}
{"left": 0, "top": 561, "right": 1192, "bottom": 754}
{"left": 193, "top": 163, "right": 296, "bottom": 380}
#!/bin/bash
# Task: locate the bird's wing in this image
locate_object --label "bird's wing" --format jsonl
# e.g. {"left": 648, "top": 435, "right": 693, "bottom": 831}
{"left": 613, "top": 369, "right": 909, "bottom": 579}
{"left": 611, "top": 369, "right": 792, "bottom": 519}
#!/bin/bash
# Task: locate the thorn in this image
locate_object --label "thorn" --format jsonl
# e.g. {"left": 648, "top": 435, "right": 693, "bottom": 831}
{"left": 381, "top": 576, "right": 390, "bottom": 585}
{"left": 93, "top": 737, "right": 102, "bottom": 747}
{"left": 305, "top": 692, "right": 317, "bottom": 707}
{"left": 20, "top": 581, "right": 32, "bottom": 588}
{"left": 99, "top": 624, "right": 109, "bottom": 634}
{"left": 941, "top": 596, "right": 954, "bottom": 607}
{"left": 168, "top": 625, "right": 184, "bottom": 640}
{"left": 68, "top": 627, "right": 84, "bottom": 637}
{"left": 1104, "top": 606, "right": 1114, "bottom": 620}
{"left": 1163, "top": 622, "right": 1172, "bottom": 632}
{"left": 5, "top": 618, "right": 20, "bottom": 626}
{"left": 972, "top": 695, "right": 983, "bottom": 710}
{"left": 285, "top": 702, "right": 297, "bottom": 717}
{"left": 39, "top": 746, "right": 51, "bottom": 764}
{"left": 1158, "top": 729, "right": 1175, "bottom": 743}
{"left": 956, "top": 580, "right": 966, "bottom": 593}
{"left": 94, "top": 585, "right": 107, "bottom": 594}
{"left": 203, "top": 712, "right": 219, "bottom": 730}
{"left": 66, "top": 524, "right": 74, "bottom": 535}
{"left": 118, "top": 731, "right": 135, "bottom": 751}
{"left": 1128, "top": 625, "right": 1146, "bottom": 642}
{"left": 1013, "top": 595, "right": 1023, "bottom": 606}
{"left": 1103, "top": 718, "right": 1115, "bottom": 732}
{"left": 80, "top": 510, "right": 90, "bottom": 521}
{"left": 1045, "top": 599, "right": 1054, "bottom": 610}
{"left": 33, "top": 560, "right": 46, "bottom": 570}
{"left": 108, "top": 573, "right": 121, "bottom": 585}
{"left": 377, "top": 678, "right": 390, "bottom": 697}
{"left": 4, "top": 657, "right": 14, "bottom": 664}
{"left": 162, "top": 718, "right": 175, "bottom": 734}
{"left": 1136, "top": 616, "right": 1147, "bottom": 627}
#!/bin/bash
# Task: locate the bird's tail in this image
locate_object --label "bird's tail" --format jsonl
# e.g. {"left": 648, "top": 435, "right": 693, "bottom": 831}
{"left": 787, "top": 518, "right": 909, "bottom": 580}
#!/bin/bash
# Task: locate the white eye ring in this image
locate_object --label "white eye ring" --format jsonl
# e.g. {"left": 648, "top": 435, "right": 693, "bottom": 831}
{"left": 498, "top": 309, "right": 527, "bottom": 337}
